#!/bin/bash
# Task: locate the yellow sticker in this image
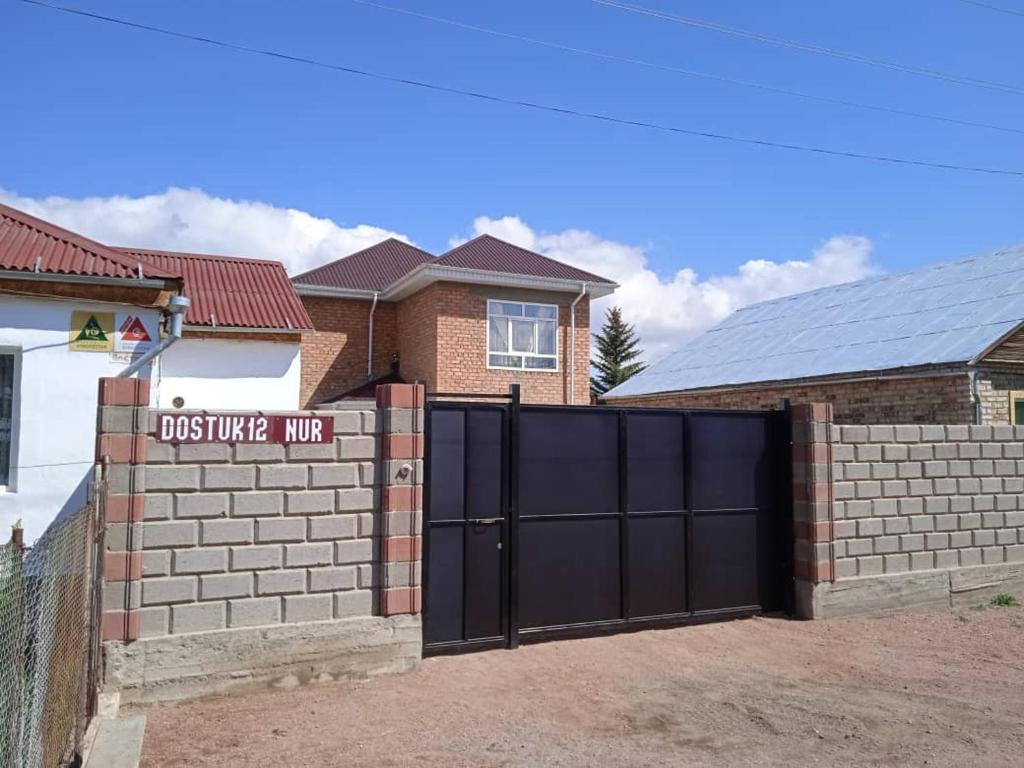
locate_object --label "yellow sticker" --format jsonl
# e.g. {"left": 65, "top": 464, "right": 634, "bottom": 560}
{"left": 70, "top": 311, "right": 115, "bottom": 352}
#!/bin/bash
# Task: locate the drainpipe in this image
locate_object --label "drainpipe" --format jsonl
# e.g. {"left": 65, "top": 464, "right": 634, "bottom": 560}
{"left": 117, "top": 295, "right": 191, "bottom": 378}
{"left": 367, "top": 291, "right": 379, "bottom": 379}
{"left": 968, "top": 368, "right": 982, "bottom": 425}
{"left": 569, "top": 282, "right": 587, "bottom": 405}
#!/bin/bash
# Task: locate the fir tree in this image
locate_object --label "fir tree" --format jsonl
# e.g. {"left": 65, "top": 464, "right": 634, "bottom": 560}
{"left": 591, "top": 306, "right": 646, "bottom": 397}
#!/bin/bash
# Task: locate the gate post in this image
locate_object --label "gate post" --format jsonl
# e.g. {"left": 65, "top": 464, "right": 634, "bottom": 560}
{"left": 791, "top": 403, "right": 835, "bottom": 619}
{"left": 377, "top": 383, "right": 425, "bottom": 617}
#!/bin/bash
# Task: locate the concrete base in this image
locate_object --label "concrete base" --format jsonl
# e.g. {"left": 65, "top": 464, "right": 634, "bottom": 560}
{"left": 799, "top": 563, "right": 1024, "bottom": 619}
{"left": 83, "top": 716, "right": 146, "bottom": 768}
{"left": 104, "top": 614, "right": 421, "bottom": 706}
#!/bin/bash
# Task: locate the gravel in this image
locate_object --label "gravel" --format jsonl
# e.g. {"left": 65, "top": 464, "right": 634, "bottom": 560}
{"left": 141, "top": 604, "right": 1024, "bottom": 767}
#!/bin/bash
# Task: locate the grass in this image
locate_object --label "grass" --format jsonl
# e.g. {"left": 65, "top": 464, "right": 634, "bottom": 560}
{"left": 989, "top": 593, "right": 1019, "bottom": 608}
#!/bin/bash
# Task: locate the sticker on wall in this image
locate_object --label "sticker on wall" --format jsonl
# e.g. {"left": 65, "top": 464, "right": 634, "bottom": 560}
{"left": 116, "top": 313, "right": 157, "bottom": 353}
{"left": 69, "top": 310, "right": 115, "bottom": 352}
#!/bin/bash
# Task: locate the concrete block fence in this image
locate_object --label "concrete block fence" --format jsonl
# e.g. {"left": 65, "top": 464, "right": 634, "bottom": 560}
{"left": 95, "top": 377, "right": 423, "bottom": 703}
{"left": 793, "top": 404, "right": 1024, "bottom": 618}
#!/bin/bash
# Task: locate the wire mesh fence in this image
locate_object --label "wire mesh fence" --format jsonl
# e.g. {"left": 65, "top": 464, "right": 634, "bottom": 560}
{"left": 0, "top": 504, "right": 99, "bottom": 768}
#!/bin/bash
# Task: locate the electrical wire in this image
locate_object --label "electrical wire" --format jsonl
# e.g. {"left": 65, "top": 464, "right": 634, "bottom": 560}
{"left": 594, "top": 0, "right": 1024, "bottom": 96}
{"left": 345, "top": 0, "right": 1024, "bottom": 136}
{"left": 956, "top": 0, "right": 1024, "bottom": 18}
{"left": 15, "top": 0, "right": 1024, "bottom": 177}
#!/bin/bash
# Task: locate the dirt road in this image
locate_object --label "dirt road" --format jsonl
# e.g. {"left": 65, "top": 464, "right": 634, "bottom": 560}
{"left": 141, "top": 605, "right": 1024, "bottom": 767}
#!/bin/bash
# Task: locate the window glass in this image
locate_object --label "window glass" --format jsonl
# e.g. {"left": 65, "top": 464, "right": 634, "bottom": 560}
{"left": 525, "top": 305, "right": 557, "bottom": 319}
{"left": 487, "top": 301, "right": 558, "bottom": 371}
{"left": 537, "top": 321, "right": 556, "bottom": 355}
{"left": 1015, "top": 399, "right": 1024, "bottom": 426}
{"left": 0, "top": 355, "right": 14, "bottom": 486}
{"left": 492, "top": 302, "right": 523, "bottom": 317}
{"left": 489, "top": 354, "right": 523, "bottom": 368}
{"left": 488, "top": 318, "right": 508, "bottom": 353}
{"left": 525, "top": 357, "right": 556, "bottom": 370}
{"left": 511, "top": 319, "right": 536, "bottom": 354}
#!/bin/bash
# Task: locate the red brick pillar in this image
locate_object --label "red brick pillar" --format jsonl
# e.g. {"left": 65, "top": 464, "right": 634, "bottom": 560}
{"left": 791, "top": 402, "right": 834, "bottom": 617}
{"left": 96, "top": 377, "right": 150, "bottom": 641}
{"left": 376, "top": 383, "right": 424, "bottom": 616}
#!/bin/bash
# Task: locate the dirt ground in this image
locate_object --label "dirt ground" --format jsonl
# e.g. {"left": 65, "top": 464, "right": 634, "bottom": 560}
{"left": 141, "top": 605, "right": 1024, "bottom": 768}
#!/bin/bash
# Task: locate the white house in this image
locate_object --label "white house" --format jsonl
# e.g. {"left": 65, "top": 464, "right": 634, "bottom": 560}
{"left": 116, "top": 248, "right": 310, "bottom": 411}
{"left": 0, "top": 204, "right": 311, "bottom": 542}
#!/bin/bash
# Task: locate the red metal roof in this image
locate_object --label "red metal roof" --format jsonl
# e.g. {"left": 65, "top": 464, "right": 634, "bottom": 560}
{"left": 291, "top": 235, "right": 613, "bottom": 292}
{"left": 0, "top": 202, "right": 176, "bottom": 280}
{"left": 437, "top": 235, "right": 613, "bottom": 284}
{"left": 436, "top": 236, "right": 610, "bottom": 284}
{"left": 291, "top": 238, "right": 434, "bottom": 291}
{"left": 118, "top": 248, "right": 313, "bottom": 331}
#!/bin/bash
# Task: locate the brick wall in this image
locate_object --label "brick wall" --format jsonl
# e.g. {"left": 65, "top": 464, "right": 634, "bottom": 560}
{"left": 975, "top": 365, "right": 1024, "bottom": 424}
{"left": 95, "top": 379, "right": 424, "bottom": 701}
{"left": 831, "top": 423, "right": 1024, "bottom": 580}
{"left": 395, "top": 283, "right": 440, "bottom": 390}
{"left": 432, "top": 282, "right": 591, "bottom": 405}
{"left": 610, "top": 368, "right": 973, "bottom": 424}
{"left": 301, "top": 283, "right": 592, "bottom": 407}
{"left": 299, "top": 297, "right": 398, "bottom": 407}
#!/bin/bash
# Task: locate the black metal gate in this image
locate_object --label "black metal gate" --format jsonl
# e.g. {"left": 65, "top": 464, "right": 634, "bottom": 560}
{"left": 423, "top": 388, "right": 792, "bottom": 655}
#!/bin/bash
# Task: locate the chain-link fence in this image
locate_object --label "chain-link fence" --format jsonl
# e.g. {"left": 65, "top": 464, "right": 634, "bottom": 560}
{"left": 0, "top": 504, "right": 99, "bottom": 768}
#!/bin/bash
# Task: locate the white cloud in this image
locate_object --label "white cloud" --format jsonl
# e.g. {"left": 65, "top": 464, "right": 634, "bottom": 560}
{"left": 0, "top": 187, "right": 877, "bottom": 361}
{"left": 0, "top": 187, "right": 409, "bottom": 277}
{"left": 457, "top": 216, "right": 878, "bottom": 361}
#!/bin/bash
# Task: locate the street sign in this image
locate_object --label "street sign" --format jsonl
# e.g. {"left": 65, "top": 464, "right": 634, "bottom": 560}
{"left": 155, "top": 413, "right": 334, "bottom": 444}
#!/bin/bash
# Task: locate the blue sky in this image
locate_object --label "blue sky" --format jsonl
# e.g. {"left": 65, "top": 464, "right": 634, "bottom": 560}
{"left": 2, "top": 0, "right": 1022, "bottom": 353}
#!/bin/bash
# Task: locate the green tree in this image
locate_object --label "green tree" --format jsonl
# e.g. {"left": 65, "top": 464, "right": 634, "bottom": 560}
{"left": 590, "top": 306, "right": 646, "bottom": 397}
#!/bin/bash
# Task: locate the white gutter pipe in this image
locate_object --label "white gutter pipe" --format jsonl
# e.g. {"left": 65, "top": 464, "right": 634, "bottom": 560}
{"left": 569, "top": 282, "right": 587, "bottom": 405}
{"left": 367, "top": 291, "right": 379, "bottom": 379}
{"left": 118, "top": 295, "right": 191, "bottom": 378}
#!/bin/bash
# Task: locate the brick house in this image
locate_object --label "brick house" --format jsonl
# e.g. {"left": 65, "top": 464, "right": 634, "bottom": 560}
{"left": 606, "top": 244, "right": 1024, "bottom": 424}
{"left": 293, "top": 235, "right": 617, "bottom": 406}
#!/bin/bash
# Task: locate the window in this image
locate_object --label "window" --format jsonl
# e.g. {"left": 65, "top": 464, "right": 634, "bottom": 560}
{"left": 1009, "top": 391, "right": 1024, "bottom": 426}
{"left": 0, "top": 354, "right": 14, "bottom": 487}
{"left": 487, "top": 300, "right": 558, "bottom": 371}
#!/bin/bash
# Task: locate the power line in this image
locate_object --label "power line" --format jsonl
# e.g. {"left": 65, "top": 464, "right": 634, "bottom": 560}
{"left": 345, "top": 0, "right": 1024, "bottom": 137}
{"left": 15, "top": 0, "right": 1024, "bottom": 178}
{"left": 957, "top": 0, "right": 1024, "bottom": 17}
{"left": 594, "top": 0, "right": 1024, "bottom": 96}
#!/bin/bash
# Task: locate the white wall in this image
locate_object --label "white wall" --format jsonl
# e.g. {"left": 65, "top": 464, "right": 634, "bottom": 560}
{"left": 155, "top": 337, "right": 301, "bottom": 411}
{"left": 0, "top": 295, "right": 160, "bottom": 543}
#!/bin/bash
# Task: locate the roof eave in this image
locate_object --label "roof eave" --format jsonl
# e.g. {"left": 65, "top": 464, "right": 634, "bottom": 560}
{"left": 0, "top": 268, "right": 177, "bottom": 292}
{"left": 182, "top": 324, "right": 311, "bottom": 335}
{"left": 382, "top": 264, "right": 618, "bottom": 301}
{"left": 291, "top": 283, "right": 379, "bottom": 300}
{"left": 968, "top": 319, "right": 1024, "bottom": 365}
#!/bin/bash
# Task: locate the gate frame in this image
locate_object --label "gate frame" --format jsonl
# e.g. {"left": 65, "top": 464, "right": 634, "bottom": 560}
{"left": 422, "top": 387, "right": 795, "bottom": 656}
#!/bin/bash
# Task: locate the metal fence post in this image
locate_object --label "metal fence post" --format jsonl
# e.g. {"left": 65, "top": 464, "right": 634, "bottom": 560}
{"left": 507, "top": 383, "right": 521, "bottom": 650}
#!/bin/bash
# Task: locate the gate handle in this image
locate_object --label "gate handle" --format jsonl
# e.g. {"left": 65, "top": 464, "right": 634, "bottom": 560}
{"left": 466, "top": 517, "right": 503, "bottom": 525}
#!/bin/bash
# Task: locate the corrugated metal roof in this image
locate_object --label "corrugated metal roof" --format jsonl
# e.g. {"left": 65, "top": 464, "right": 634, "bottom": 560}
{"left": 608, "top": 244, "right": 1024, "bottom": 398}
{"left": 118, "top": 248, "right": 313, "bottom": 331}
{"left": 437, "top": 235, "right": 614, "bottom": 284}
{"left": 0, "top": 202, "right": 176, "bottom": 280}
{"left": 291, "top": 238, "right": 434, "bottom": 291}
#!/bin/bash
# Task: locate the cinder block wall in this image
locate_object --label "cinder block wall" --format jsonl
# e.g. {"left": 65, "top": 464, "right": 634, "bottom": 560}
{"left": 796, "top": 406, "right": 1024, "bottom": 617}
{"left": 95, "top": 378, "right": 424, "bottom": 704}
{"left": 832, "top": 424, "right": 1024, "bottom": 578}
{"left": 135, "top": 406, "right": 381, "bottom": 636}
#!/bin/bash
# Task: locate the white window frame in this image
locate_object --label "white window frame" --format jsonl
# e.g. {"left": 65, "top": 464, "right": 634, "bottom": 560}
{"left": 486, "top": 299, "right": 559, "bottom": 372}
{"left": 0, "top": 348, "right": 20, "bottom": 493}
